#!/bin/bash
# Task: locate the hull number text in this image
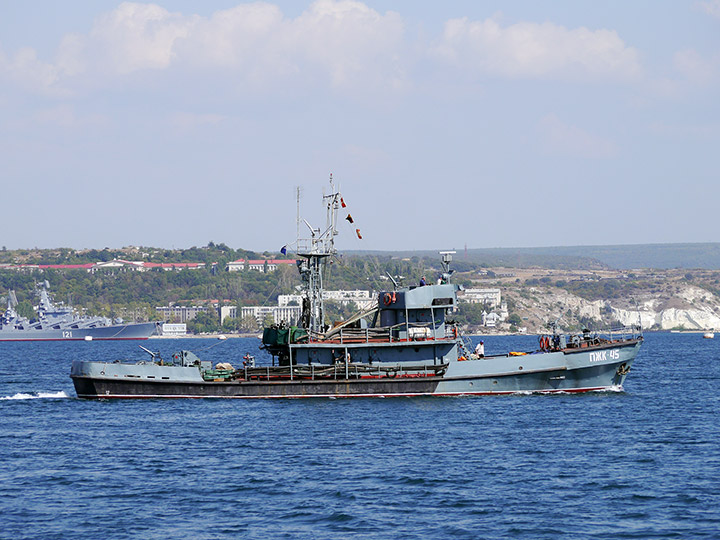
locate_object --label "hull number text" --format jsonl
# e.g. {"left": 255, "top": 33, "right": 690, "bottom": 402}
{"left": 589, "top": 349, "right": 620, "bottom": 362}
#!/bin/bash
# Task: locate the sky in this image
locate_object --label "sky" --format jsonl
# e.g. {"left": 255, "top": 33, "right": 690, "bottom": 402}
{"left": 1, "top": 1, "right": 719, "bottom": 253}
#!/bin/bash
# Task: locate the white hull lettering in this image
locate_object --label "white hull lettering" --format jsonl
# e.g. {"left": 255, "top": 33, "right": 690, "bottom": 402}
{"left": 590, "top": 349, "right": 620, "bottom": 362}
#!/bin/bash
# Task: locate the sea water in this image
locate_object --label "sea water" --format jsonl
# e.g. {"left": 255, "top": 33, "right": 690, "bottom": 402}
{"left": 1, "top": 333, "right": 719, "bottom": 539}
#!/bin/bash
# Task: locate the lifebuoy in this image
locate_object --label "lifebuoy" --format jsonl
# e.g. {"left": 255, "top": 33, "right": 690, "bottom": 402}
{"left": 383, "top": 293, "right": 392, "bottom": 305}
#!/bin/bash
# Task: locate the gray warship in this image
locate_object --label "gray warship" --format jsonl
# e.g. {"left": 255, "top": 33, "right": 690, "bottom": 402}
{"left": 71, "top": 179, "right": 642, "bottom": 398}
{"left": 1, "top": 282, "right": 159, "bottom": 341}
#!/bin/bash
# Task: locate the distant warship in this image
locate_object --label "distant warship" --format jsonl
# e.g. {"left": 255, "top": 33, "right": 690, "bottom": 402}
{"left": 71, "top": 177, "right": 642, "bottom": 399}
{"left": 1, "top": 281, "right": 158, "bottom": 341}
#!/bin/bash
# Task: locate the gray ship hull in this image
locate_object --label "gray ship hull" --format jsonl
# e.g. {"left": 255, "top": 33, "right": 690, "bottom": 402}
{"left": 0, "top": 321, "right": 159, "bottom": 341}
{"left": 70, "top": 338, "right": 641, "bottom": 399}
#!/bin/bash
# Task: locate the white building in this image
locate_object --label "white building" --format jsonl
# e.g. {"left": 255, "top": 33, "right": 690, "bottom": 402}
{"left": 279, "top": 290, "right": 374, "bottom": 310}
{"left": 278, "top": 294, "right": 303, "bottom": 307}
{"left": 241, "top": 305, "right": 302, "bottom": 326}
{"left": 482, "top": 311, "right": 503, "bottom": 327}
{"left": 227, "top": 259, "right": 296, "bottom": 273}
{"left": 161, "top": 323, "right": 187, "bottom": 336}
{"left": 322, "top": 290, "right": 374, "bottom": 310}
{"left": 461, "top": 288, "right": 501, "bottom": 307}
{"left": 226, "top": 260, "right": 246, "bottom": 271}
{"left": 499, "top": 302, "right": 508, "bottom": 321}
{"left": 156, "top": 305, "right": 208, "bottom": 323}
{"left": 218, "top": 305, "right": 236, "bottom": 323}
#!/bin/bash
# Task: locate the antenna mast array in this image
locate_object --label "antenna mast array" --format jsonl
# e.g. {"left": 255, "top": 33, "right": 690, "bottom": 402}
{"left": 296, "top": 174, "right": 341, "bottom": 335}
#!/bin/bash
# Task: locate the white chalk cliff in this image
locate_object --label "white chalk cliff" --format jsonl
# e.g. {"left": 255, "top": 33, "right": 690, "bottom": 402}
{"left": 509, "top": 285, "right": 720, "bottom": 331}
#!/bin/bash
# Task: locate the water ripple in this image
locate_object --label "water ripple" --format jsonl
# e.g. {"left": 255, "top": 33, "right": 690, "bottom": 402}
{"left": 1, "top": 335, "right": 719, "bottom": 539}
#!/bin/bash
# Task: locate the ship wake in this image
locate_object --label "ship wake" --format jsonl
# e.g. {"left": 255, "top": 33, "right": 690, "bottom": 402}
{"left": 1, "top": 391, "right": 70, "bottom": 401}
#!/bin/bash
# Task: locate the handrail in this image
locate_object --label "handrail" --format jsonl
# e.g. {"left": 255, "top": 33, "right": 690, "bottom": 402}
{"left": 320, "top": 320, "right": 452, "bottom": 344}
{"left": 239, "top": 361, "right": 449, "bottom": 382}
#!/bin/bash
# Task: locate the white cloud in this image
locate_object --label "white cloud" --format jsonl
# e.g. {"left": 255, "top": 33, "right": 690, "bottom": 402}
{"left": 642, "top": 48, "right": 720, "bottom": 100}
{"left": 1, "top": 2, "right": 650, "bottom": 98}
{"left": 290, "top": 0, "right": 406, "bottom": 89}
{"left": 1, "top": 0, "right": 407, "bottom": 96}
{"left": 88, "top": 2, "right": 195, "bottom": 74}
{"left": 537, "top": 114, "right": 618, "bottom": 159}
{"left": 431, "top": 17, "right": 642, "bottom": 82}
{"left": 673, "top": 48, "right": 718, "bottom": 86}
{"left": 175, "top": 0, "right": 407, "bottom": 90}
{"left": 0, "top": 45, "right": 62, "bottom": 94}
{"left": 697, "top": 0, "right": 720, "bottom": 18}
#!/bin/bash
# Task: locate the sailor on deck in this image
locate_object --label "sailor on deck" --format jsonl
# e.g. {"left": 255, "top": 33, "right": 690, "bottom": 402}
{"left": 474, "top": 341, "right": 485, "bottom": 358}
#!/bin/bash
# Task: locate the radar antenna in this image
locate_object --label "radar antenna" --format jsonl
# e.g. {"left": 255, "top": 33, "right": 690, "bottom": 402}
{"left": 296, "top": 173, "right": 342, "bottom": 335}
{"left": 439, "top": 251, "right": 456, "bottom": 284}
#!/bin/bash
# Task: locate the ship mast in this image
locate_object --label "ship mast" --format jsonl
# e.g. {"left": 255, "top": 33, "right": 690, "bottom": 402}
{"left": 296, "top": 174, "right": 341, "bottom": 335}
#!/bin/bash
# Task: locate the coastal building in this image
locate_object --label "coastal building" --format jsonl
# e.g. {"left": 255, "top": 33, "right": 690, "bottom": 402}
{"left": 161, "top": 323, "right": 187, "bottom": 336}
{"left": 240, "top": 305, "right": 302, "bottom": 326}
{"left": 460, "top": 288, "right": 502, "bottom": 307}
{"left": 218, "top": 305, "right": 236, "bottom": 323}
{"left": 141, "top": 262, "right": 206, "bottom": 271}
{"left": 482, "top": 311, "right": 503, "bottom": 328}
{"left": 226, "top": 260, "right": 246, "bottom": 272}
{"left": 155, "top": 305, "right": 208, "bottom": 323}
{"left": 279, "top": 290, "right": 374, "bottom": 310}
{"left": 226, "top": 259, "right": 296, "bottom": 273}
{"left": 499, "top": 302, "right": 509, "bottom": 321}
{"left": 278, "top": 294, "right": 303, "bottom": 307}
{"left": 322, "top": 290, "right": 374, "bottom": 310}
{"left": 1, "top": 260, "right": 206, "bottom": 273}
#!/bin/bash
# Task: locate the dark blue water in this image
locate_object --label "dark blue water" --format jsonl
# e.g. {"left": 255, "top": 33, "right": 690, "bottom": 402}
{"left": 1, "top": 333, "right": 719, "bottom": 539}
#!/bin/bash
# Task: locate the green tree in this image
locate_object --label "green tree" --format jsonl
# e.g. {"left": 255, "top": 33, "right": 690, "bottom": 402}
{"left": 455, "top": 302, "right": 486, "bottom": 328}
{"left": 221, "top": 316, "right": 239, "bottom": 332}
{"left": 507, "top": 313, "right": 522, "bottom": 326}
{"left": 239, "top": 316, "right": 259, "bottom": 332}
{"left": 187, "top": 311, "right": 220, "bottom": 334}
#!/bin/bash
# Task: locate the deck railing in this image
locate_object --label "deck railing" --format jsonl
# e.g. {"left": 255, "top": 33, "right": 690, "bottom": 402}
{"left": 236, "top": 361, "right": 450, "bottom": 383}
{"left": 309, "top": 321, "right": 457, "bottom": 344}
{"left": 597, "top": 325, "right": 643, "bottom": 342}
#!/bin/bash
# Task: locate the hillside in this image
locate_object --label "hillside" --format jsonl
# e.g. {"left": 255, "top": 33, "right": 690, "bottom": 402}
{"left": 3, "top": 244, "right": 720, "bottom": 335}
{"left": 454, "top": 266, "right": 720, "bottom": 334}
{"left": 354, "top": 242, "right": 720, "bottom": 270}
